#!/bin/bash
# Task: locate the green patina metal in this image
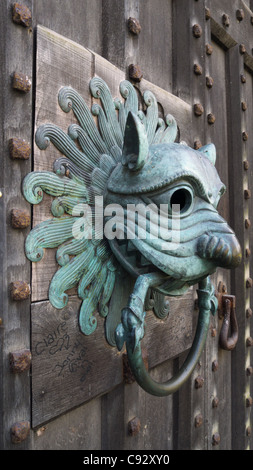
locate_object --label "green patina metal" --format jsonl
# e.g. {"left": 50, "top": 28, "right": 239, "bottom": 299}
{"left": 23, "top": 77, "right": 241, "bottom": 396}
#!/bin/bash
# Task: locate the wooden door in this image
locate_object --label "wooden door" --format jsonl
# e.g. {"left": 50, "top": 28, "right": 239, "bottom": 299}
{"left": 0, "top": 0, "right": 252, "bottom": 451}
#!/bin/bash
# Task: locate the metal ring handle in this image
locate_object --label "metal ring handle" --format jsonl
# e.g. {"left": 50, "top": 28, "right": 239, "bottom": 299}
{"left": 219, "top": 298, "right": 238, "bottom": 351}
{"left": 115, "top": 274, "right": 217, "bottom": 397}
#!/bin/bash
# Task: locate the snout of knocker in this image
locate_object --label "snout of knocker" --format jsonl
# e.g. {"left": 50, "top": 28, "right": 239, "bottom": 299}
{"left": 197, "top": 232, "right": 242, "bottom": 269}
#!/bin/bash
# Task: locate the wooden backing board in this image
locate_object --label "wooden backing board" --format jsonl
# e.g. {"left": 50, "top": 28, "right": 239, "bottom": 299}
{"left": 31, "top": 26, "right": 195, "bottom": 428}
{"left": 32, "top": 25, "right": 192, "bottom": 302}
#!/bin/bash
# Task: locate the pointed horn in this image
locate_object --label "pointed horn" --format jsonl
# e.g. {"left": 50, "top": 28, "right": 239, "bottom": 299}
{"left": 122, "top": 112, "right": 149, "bottom": 171}
{"left": 198, "top": 143, "right": 216, "bottom": 165}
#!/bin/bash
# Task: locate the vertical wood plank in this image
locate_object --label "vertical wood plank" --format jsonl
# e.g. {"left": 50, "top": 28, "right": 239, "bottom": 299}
{"left": 173, "top": 0, "right": 208, "bottom": 450}
{"left": 0, "top": 0, "right": 33, "bottom": 449}
{"left": 227, "top": 45, "right": 250, "bottom": 450}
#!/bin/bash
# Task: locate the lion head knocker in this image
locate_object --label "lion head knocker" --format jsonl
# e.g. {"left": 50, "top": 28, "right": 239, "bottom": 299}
{"left": 23, "top": 78, "right": 241, "bottom": 396}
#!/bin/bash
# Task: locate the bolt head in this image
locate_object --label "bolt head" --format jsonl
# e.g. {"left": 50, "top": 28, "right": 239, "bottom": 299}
{"left": 236, "top": 9, "right": 245, "bottom": 21}
{"left": 194, "top": 103, "right": 204, "bottom": 117}
{"left": 195, "top": 376, "right": 204, "bottom": 389}
{"left": 128, "top": 64, "right": 143, "bottom": 82}
{"left": 192, "top": 24, "right": 203, "bottom": 38}
{"left": 194, "top": 64, "right": 203, "bottom": 75}
{"left": 222, "top": 14, "right": 230, "bottom": 27}
{"left": 207, "top": 113, "right": 216, "bottom": 124}
{"left": 212, "top": 433, "right": 221, "bottom": 446}
{"left": 127, "top": 17, "right": 141, "bottom": 35}
{"left": 212, "top": 360, "right": 219, "bottom": 372}
{"left": 128, "top": 417, "right": 141, "bottom": 436}
{"left": 194, "top": 414, "right": 203, "bottom": 428}
{"left": 212, "top": 397, "right": 219, "bottom": 408}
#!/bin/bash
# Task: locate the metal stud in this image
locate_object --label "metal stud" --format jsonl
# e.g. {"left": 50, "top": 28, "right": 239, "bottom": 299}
{"left": 194, "top": 64, "right": 203, "bottom": 75}
{"left": 11, "top": 421, "right": 30, "bottom": 444}
{"left": 12, "top": 3, "right": 32, "bottom": 28}
{"left": 244, "top": 160, "right": 249, "bottom": 170}
{"left": 241, "top": 74, "right": 246, "bottom": 83}
{"left": 207, "top": 113, "right": 216, "bottom": 125}
{"left": 246, "top": 366, "right": 253, "bottom": 376}
{"left": 245, "top": 219, "right": 251, "bottom": 229}
{"left": 236, "top": 9, "right": 245, "bottom": 22}
{"left": 194, "top": 103, "right": 204, "bottom": 117}
{"left": 239, "top": 44, "right": 246, "bottom": 55}
{"left": 192, "top": 24, "right": 203, "bottom": 38}
{"left": 244, "top": 189, "right": 251, "bottom": 199}
{"left": 246, "top": 397, "right": 253, "bottom": 407}
{"left": 206, "top": 76, "right": 214, "bottom": 88}
{"left": 11, "top": 209, "right": 30, "bottom": 229}
{"left": 242, "top": 131, "right": 248, "bottom": 141}
{"left": 222, "top": 14, "right": 230, "bottom": 27}
{"left": 9, "top": 349, "right": 32, "bottom": 373}
{"left": 128, "top": 417, "right": 141, "bottom": 436}
{"left": 212, "top": 433, "right": 221, "bottom": 446}
{"left": 212, "top": 397, "right": 219, "bottom": 408}
{"left": 212, "top": 360, "right": 218, "bottom": 372}
{"left": 246, "top": 248, "right": 251, "bottom": 258}
{"left": 242, "top": 102, "right": 247, "bottom": 111}
{"left": 246, "top": 308, "right": 253, "bottom": 318}
{"left": 194, "top": 414, "right": 203, "bottom": 428}
{"left": 246, "top": 278, "right": 253, "bottom": 289}
{"left": 205, "top": 8, "right": 211, "bottom": 21}
{"left": 127, "top": 17, "right": 141, "bottom": 35}
{"left": 128, "top": 64, "right": 143, "bottom": 82}
{"left": 12, "top": 72, "right": 32, "bottom": 93}
{"left": 10, "top": 281, "right": 30, "bottom": 301}
{"left": 9, "top": 138, "right": 31, "bottom": 160}
{"left": 206, "top": 44, "right": 213, "bottom": 55}
{"left": 246, "top": 337, "right": 253, "bottom": 347}
{"left": 195, "top": 376, "right": 204, "bottom": 389}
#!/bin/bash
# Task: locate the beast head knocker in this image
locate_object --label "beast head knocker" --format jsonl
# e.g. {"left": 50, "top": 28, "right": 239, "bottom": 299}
{"left": 23, "top": 77, "right": 241, "bottom": 396}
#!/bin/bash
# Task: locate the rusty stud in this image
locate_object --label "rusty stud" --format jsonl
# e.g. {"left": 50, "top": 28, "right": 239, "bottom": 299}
{"left": 12, "top": 72, "right": 32, "bottom": 93}
{"left": 193, "top": 63, "right": 203, "bottom": 75}
{"left": 222, "top": 14, "right": 230, "bottom": 27}
{"left": 194, "top": 103, "right": 204, "bottom": 117}
{"left": 242, "top": 102, "right": 248, "bottom": 111}
{"left": 194, "top": 414, "right": 203, "bottom": 428}
{"left": 205, "top": 7, "right": 211, "bottom": 20}
{"left": 246, "top": 337, "right": 253, "bottom": 347}
{"left": 127, "top": 17, "right": 141, "bottom": 35}
{"left": 239, "top": 44, "right": 246, "bottom": 55}
{"left": 207, "top": 113, "right": 216, "bottom": 125}
{"left": 12, "top": 3, "right": 32, "bottom": 28}
{"left": 10, "top": 281, "right": 30, "bottom": 301}
{"left": 206, "top": 44, "right": 213, "bottom": 55}
{"left": 236, "top": 9, "right": 245, "bottom": 22}
{"left": 128, "top": 417, "right": 141, "bottom": 436}
{"left": 244, "top": 189, "right": 251, "bottom": 199}
{"left": 246, "top": 366, "right": 253, "bottom": 376}
{"left": 212, "top": 397, "right": 219, "bottom": 408}
{"left": 245, "top": 219, "right": 251, "bottom": 229}
{"left": 246, "top": 278, "right": 253, "bottom": 288}
{"left": 246, "top": 397, "right": 253, "bottom": 407}
{"left": 244, "top": 160, "right": 249, "bottom": 170}
{"left": 11, "top": 209, "right": 30, "bottom": 229}
{"left": 128, "top": 64, "right": 143, "bottom": 82}
{"left": 206, "top": 76, "right": 214, "bottom": 88}
{"left": 246, "top": 427, "right": 252, "bottom": 437}
{"left": 10, "top": 349, "right": 32, "bottom": 373}
{"left": 211, "top": 327, "right": 217, "bottom": 338}
{"left": 9, "top": 138, "right": 31, "bottom": 160}
{"left": 11, "top": 421, "right": 30, "bottom": 444}
{"left": 194, "top": 140, "right": 202, "bottom": 150}
{"left": 246, "top": 248, "right": 251, "bottom": 258}
{"left": 212, "top": 360, "right": 218, "bottom": 372}
{"left": 195, "top": 376, "right": 204, "bottom": 389}
{"left": 246, "top": 308, "right": 253, "bottom": 318}
{"left": 242, "top": 131, "right": 249, "bottom": 142}
{"left": 212, "top": 433, "right": 221, "bottom": 446}
{"left": 241, "top": 74, "right": 246, "bottom": 83}
{"left": 192, "top": 24, "right": 203, "bottom": 38}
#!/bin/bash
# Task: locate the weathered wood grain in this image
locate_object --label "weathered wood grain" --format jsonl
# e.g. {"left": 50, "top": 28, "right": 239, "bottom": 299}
{"left": 31, "top": 290, "right": 193, "bottom": 427}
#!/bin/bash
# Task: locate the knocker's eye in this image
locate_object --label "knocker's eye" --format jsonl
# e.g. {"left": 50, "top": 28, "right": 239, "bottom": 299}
{"left": 169, "top": 186, "right": 194, "bottom": 215}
